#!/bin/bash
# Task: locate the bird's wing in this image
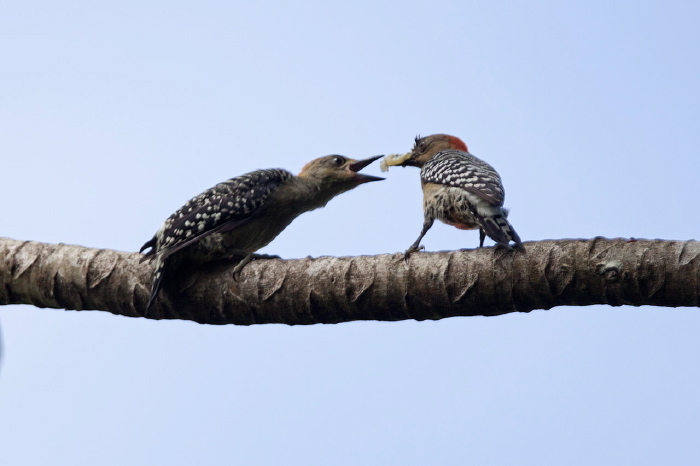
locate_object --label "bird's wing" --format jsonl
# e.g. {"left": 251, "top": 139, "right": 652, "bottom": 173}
{"left": 153, "top": 168, "right": 294, "bottom": 259}
{"left": 420, "top": 150, "right": 505, "bottom": 206}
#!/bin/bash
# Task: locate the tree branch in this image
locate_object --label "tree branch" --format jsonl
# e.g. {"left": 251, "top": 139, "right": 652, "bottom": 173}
{"left": 0, "top": 236, "right": 698, "bottom": 325}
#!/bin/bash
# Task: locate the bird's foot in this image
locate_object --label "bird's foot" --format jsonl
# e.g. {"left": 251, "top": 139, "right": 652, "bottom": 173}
{"left": 232, "top": 253, "right": 253, "bottom": 281}
{"left": 232, "top": 253, "right": 281, "bottom": 281}
{"left": 403, "top": 245, "right": 424, "bottom": 263}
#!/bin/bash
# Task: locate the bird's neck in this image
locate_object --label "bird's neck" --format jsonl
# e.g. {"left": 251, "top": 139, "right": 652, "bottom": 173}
{"left": 274, "top": 176, "right": 344, "bottom": 213}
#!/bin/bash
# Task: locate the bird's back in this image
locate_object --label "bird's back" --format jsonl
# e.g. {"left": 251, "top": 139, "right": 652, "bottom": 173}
{"left": 420, "top": 150, "right": 505, "bottom": 207}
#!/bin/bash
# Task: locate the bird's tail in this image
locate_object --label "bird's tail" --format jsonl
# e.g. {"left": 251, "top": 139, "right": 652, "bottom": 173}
{"left": 480, "top": 207, "right": 524, "bottom": 251}
{"left": 146, "top": 256, "right": 167, "bottom": 311}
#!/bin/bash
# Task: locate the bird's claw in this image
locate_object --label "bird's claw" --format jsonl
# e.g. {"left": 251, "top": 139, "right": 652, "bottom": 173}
{"left": 231, "top": 253, "right": 253, "bottom": 281}
{"left": 403, "top": 245, "right": 424, "bottom": 263}
{"left": 232, "top": 252, "right": 281, "bottom": 281}
{"left": 232, "top": 262, "right": 245, "bottom": 282}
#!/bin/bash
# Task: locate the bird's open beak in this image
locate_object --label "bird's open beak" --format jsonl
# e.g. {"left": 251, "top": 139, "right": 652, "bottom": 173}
{"left": 347, "top": 155, "right": 385, "bottom": 183}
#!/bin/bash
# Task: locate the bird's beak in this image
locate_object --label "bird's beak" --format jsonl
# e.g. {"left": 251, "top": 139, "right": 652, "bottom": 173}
{"left": 347, "top": 155, "right": 385, "bottom": 183}
{"left": 400, "top": 155, "right": 420, "bottom": 167}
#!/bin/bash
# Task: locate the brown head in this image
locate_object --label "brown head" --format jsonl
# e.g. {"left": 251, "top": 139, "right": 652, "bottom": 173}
{"left": 380, "top": 134, "right": 470, "bottom": 171}
{"left": 298, "top": 154, "right": 384, "bottom": 196}
{"left": 402, "top": 134, "right": 469, "bottom": 167}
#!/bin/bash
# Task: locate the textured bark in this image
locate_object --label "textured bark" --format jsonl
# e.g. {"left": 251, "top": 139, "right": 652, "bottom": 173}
{"left": 0, "top": 236, "right": 698, "bottom": 325}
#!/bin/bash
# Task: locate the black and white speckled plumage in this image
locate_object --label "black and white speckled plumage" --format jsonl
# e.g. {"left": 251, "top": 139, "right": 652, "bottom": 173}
{"left": 420, "top": 149, "right": 520, "bottom": 249}
{"left": 145, "top": 169, "right": 294, "bottom": 259}
{"left": 420, "top": 150, "right": 505, "bottom": 207}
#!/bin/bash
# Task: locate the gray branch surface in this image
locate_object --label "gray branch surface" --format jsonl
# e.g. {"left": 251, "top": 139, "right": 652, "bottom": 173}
{"left": 1, "top": 236, "right": 698, "bottom": 325}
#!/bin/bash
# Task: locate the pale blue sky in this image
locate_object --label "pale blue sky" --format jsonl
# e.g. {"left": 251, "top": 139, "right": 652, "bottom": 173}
{"left": 2, "top": 1, "right": 700, "bottom": 464}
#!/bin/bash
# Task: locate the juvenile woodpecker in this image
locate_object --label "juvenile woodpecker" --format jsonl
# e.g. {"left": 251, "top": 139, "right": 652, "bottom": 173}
{"left": 140, "top": 155, "right": 384, "bottom": 310}
{"left": 381, "top": 134, "right": 523, "bottom": 256}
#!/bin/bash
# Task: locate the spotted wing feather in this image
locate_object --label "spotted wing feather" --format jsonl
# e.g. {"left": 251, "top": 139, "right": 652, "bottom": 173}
{"left": 146, "top": 168, "right": 294, "bottom": 260}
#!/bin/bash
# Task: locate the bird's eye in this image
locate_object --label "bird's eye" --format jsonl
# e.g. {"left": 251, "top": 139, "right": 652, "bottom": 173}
{"left": 332, "top": 156, "right": 345, "bottom": 167}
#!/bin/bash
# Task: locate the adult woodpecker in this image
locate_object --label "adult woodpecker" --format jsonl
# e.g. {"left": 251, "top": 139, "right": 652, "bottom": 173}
{"left": 140, "top": 154, "right": 384, "bottom": 310}
{"left": 381, "top": 134, "right": 523, "bottom": 256}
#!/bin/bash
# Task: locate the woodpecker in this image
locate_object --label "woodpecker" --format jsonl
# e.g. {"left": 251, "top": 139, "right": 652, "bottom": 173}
{"left": 140, "top": 154, "right": 384, "bottom": 310}
{"left": 381, "top": 134, "right": 523, "bottom": 256}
